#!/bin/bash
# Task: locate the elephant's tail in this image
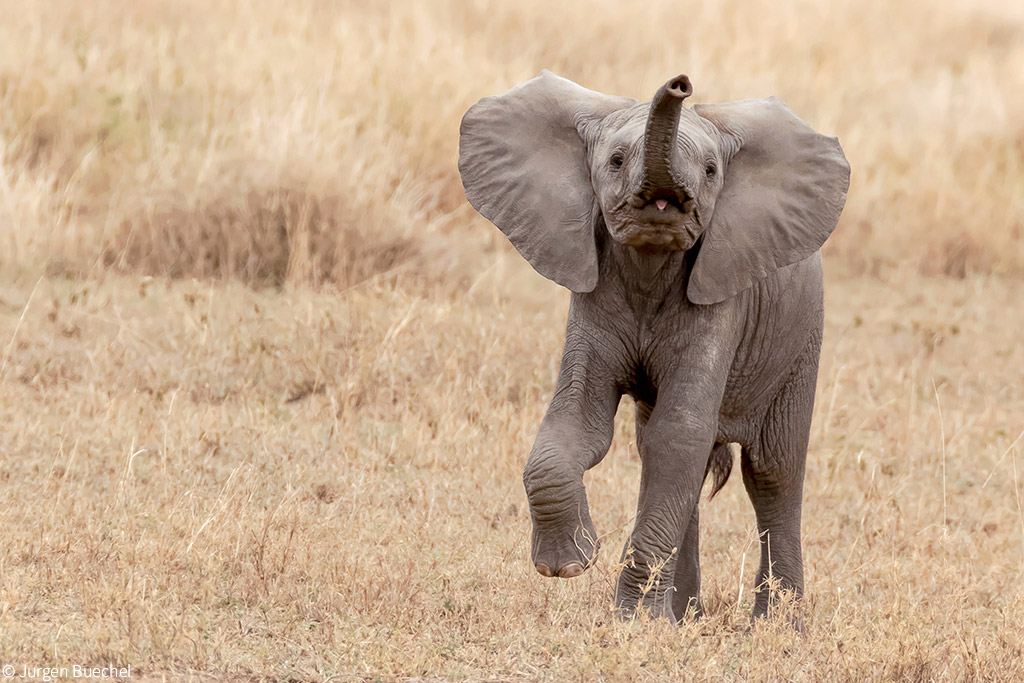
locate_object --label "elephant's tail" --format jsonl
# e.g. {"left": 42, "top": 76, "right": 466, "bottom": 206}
{"left": 705, "top": 443, "right": 734, "bottom": 499}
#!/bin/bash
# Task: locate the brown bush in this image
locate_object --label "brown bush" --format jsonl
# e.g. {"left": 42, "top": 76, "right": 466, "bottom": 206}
{"left": 103, "top": 187, "right": 417, "bottom": 288}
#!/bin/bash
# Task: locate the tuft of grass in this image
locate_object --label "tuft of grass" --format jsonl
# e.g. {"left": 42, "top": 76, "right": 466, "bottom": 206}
{"left": 102, "top": 186, "right": 419, "bottom": 288}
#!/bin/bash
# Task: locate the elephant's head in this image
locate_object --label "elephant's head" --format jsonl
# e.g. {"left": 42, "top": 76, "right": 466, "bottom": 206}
{"left": 458, "top": 71, "right": 850, "bottom": 304}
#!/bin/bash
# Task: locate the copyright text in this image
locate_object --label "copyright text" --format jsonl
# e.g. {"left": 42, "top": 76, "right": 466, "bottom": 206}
{"left": 1, "top": 664, "right": 130, "bottom": 680}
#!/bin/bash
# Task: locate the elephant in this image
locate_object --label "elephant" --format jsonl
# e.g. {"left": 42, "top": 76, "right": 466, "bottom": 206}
{"left": 457, "top": 71, "right": 850, "bottom": 623}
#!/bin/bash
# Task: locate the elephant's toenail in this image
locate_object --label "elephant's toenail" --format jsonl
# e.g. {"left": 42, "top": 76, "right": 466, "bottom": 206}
{"left": 558, "top": 563, "right": 584, "bottom": 578}
{"left": 535, "top": 562, "right": 554, "bottom": 577}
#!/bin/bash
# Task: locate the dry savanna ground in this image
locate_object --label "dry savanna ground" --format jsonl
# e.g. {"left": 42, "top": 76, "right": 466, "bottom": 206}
{"left": 1, "top": 0, "right": 1024, "bottom": 680}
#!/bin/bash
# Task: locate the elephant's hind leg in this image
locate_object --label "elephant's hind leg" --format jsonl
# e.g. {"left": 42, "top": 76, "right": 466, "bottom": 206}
{"left": 741, "top": 341, "right": 820, "bottom": 623}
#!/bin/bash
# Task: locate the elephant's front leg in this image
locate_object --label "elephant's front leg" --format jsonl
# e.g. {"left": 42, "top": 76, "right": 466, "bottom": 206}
{"left": 524, "top": 342, "right": 619, "bottom": 579}
{"left": 671, "top": 503, "right": 702, "bottom": 619}
{"left": 615, "top": 406, "right": 718, "bottom": 622}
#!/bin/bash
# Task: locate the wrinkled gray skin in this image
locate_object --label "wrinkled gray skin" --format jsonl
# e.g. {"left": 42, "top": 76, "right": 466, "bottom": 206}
{"left": 458, "top": 71, "right": 850, "bottom": 623}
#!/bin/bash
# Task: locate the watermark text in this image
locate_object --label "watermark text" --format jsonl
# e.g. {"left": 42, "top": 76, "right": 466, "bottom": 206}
{"left": 1, "top": 664, "right": 130, "bottom": 681}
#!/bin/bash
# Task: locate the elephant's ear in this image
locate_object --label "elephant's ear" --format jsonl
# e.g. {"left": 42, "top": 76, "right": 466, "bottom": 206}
{"left": 459, "top": 71, "right": 635, "bottom": 292}
{"left": 688, "top": 98, "right": 850, "bottom": 305}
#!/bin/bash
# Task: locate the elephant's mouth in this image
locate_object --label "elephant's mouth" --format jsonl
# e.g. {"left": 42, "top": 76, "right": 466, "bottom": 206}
{"left": 607, "top": 206, "right": 702, "bottom": 252}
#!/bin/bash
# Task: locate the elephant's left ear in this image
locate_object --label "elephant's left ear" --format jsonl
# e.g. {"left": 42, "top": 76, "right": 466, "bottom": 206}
{"left": 688, "top": 98, "right": 850, "bottom": 305}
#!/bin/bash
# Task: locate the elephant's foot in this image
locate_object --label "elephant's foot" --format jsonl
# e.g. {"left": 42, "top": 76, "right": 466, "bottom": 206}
{"left": 613, "top": 587, "right": 677, "bottom": 622}
{"left": 534, "top": 560, "right": 585, "bottom": 578}
{"left": 614, "top": 560, "right": 678, "bottom": 622}
{"left": 529, "top": 509, "right": 599, "bottom": 579}
{"left": 751, "top": 588, "right": 805, "bottom": 631}
{"left": 672, "top": 594, "right": 703, "bottom": 621}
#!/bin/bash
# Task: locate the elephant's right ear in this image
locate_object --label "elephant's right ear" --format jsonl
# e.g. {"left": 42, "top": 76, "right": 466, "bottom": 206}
{"left": 458, "top": 71, "right": 635, "bottom": 292}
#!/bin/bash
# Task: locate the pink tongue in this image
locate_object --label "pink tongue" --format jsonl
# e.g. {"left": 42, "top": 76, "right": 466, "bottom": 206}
{"left": 655, "top": 199, "right": 668, "bottom": 211}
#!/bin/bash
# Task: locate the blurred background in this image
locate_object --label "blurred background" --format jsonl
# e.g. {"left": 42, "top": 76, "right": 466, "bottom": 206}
{"left": 1, "top": 0, "right": 1023, "bottom": 680}
{"left": 2, "top": 0, "right": 1022, "bottom": 286}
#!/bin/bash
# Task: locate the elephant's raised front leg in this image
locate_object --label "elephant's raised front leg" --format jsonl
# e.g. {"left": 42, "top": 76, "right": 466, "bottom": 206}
{"left": 524, "top": 338, "right": 619, "bottom": 579}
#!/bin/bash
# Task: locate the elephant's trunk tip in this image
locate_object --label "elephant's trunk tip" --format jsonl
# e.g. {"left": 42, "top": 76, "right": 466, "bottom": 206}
{"left": 665, "top": 75, "right": 693, "bottom": 100}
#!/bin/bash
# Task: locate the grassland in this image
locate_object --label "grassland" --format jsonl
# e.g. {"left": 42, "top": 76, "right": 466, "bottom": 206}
{"left": 1, "top": 0, "right": 1023, "bottom": 680}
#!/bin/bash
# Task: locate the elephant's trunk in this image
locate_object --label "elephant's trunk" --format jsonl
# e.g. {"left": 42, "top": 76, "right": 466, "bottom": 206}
{"left": 639, "top": 75, "right": 692, "bottom": 199}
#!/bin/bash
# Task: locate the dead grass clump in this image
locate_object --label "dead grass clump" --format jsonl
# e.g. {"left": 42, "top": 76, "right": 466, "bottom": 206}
{"left": 922, "top": 232, "right": 991, "bottom": 279}
{"left": 103, "top": 187, "right": 419, "bottom": 288}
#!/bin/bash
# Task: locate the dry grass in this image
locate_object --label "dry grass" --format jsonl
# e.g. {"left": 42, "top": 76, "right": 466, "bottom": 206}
{"left": 0, "top": 0, "right": 1023, "bottom": 680}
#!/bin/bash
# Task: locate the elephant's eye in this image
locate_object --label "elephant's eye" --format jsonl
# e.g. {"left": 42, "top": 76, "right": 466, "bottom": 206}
{"left": 705, "top": 161, "right": 717, "bottom": 179}
{"left": 609, "top": 152, "right": 625, "bottom": 170}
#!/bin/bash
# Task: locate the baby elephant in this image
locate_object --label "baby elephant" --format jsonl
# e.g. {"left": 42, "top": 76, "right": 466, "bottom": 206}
{"left": 458, "top": 71, "right": 849, "bottom": 623}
